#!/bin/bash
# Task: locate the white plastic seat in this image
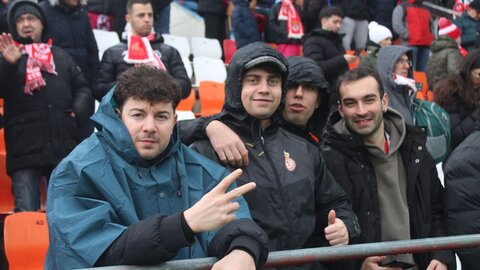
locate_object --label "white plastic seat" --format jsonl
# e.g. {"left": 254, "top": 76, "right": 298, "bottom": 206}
{"left": 163, "top": 34, "right": 191, "bottom": 58}
{"left": 92, "top": 29, "right": 120, "bottom": 59}
{"left": 192, "top": 56, "right": 227, "bottom": 85}
{"left": 191, "top": 37, "right": 222, "bottom": 59}
{"left": 181, "top": 56, "right": 193, "bottom": 79}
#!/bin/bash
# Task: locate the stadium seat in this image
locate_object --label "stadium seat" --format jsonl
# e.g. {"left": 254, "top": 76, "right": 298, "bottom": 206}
{"left": 191, "top": 37, "right": 222, "bottom": 59}
{"left": 163, "top": 34, "right": 191, "bottom": 58}
{"left": 192, "top": 56, "right": 227, "bottom": 85}
{"left": 4, "top": 212, "right": 49, "bottom": 270}
{"left": 223, "top": 39, "right": 237, "bottom": 65}
{"left": 198, "top": 81, "right": 225, "bottom": 116}
{"left": 177, "top": 89, "right": 196, "bottom": 111}
{"left": 181, "top": 55, "right": 193, "bottom": 79}
{"left": 92, "top": 29, "right": 120, "bottom": 59}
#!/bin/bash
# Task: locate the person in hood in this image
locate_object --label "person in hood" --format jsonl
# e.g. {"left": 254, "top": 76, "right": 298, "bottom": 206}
{"left": 188, "top": 42, "right": 360, "bottom": 269}
{"left": 39, "top": 0, "right": 99, "bottom": 139}
{"left": 358, "top": 21, "right": 392, "bottom": 72}
{"left": 321, "top": 67, "right": 455, "bottom": 270}
{"left": 0, "top": 0, "right": 92, "bottom": 212}
{"left": 45, "top": 65, "right": 268, "bottom": 269}
{"left": 95, "top": 0, "right": 191, "bottom": 100}
{"left": 187, "top": 56, "right": 331, "bottom": 167}
{"left": 444, "top": 120, "right": 480, "bottom": 270}
{"left": 376, "top": 45, "right": 415, "bottom": 125}
{"left": 303, "top": 6, "right": 358, "bottom": 112}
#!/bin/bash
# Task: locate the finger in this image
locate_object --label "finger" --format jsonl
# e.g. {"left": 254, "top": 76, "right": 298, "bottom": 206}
{"left": 213, "top": 169, "right": 243, "bottom": 193}
{"left": 225, "top": 181, "right": 256, "bottom": 200}
{"left": 225, "top": 201, "right": 240, "bottom": 213}
{"left": 236, "top": 142, "right": 249, "bottom": 166}
{"left": 223, "top": 149, "right": 237, "bottom": 167}
{"left": 328, "top": 209, "right": 336, "bottom": 225}
{"left": 368, "top": 256, "right": 387, "bottom": 263}
{"left": 216, "top": 149, "right": 227, "bottom": 165}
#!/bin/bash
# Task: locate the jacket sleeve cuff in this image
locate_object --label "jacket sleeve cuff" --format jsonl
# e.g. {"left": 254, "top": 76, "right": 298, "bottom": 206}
{"left": 227, "top": 235, "right": 261, "bottom": 266}
{"left": 158, "top": 212, "right": 194, "bottom": 251}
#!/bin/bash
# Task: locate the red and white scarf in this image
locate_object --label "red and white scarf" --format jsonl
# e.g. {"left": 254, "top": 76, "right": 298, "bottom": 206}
{"left": 124, "top": 34, "right": 166, "bottom": 71}
{"left": 278, "top": 0, "right": 304, "bottom": 39}
{"left": 23, "top": 40, "right": 57, "bottom": 95}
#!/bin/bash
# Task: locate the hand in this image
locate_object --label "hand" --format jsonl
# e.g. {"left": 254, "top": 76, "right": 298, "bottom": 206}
{"left": 249, "top": 0, "right": 257, "bottom": 11}
{"left": 426, "top": 259, "right": 447, "bottom": 270}
{"left": 324, "top": 210, "right": 349, "bottom": 246}
{"left": 343, "top": 54, "right": 358, "bottom": 64}
{"left": 212, "top": 249, "right": 255, "bottom": 270}
{"left": 227, "top": 2, "right": 234, "bottom": 17}
{"left": 184, "top": 169, "right": 255, "bottom": 233}
{"left": 69, "top": 112, "right": 76, "bottom": 118}
{"left": 361, "top": 256, "right": 402, "bottom": 270}
{"left": 0, "top": 33, "right": 23, "bottom": 64}
{"left": 206, "top": 120, "right": 249, "bottom": 167}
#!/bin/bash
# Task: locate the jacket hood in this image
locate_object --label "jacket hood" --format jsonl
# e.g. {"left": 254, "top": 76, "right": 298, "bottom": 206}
{"left": 48, "top": 0, "right": 87, "bottom": 6}
{"left": 376, "top": 45, "right": 413, "bottom": 90}
{"left": 223, "top": 42, "right": 289, "bottom": 121}
{"left": 7, "top": 0, "right": 48, "bottom": 44}
{"left": 430, "top": 36, "right": 459, "bottom": 53}
{"left": 91, "top": 87, "right": 180, "bottom": 167}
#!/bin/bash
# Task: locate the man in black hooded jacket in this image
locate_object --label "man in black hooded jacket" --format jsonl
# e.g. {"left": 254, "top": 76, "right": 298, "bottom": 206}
{"left": 187, "top": 42, "right": 360, "bottom": 269}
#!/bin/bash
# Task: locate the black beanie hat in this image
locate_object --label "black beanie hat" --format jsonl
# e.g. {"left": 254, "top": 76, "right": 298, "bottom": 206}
{"left": 12, "top": 2, "right": 45, "bottom": 26}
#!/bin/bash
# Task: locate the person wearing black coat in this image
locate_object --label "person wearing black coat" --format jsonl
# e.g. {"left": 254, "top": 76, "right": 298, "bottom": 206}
{"left": 95, "top": 0, "right": 191, "bottom": 100}
{"left": 188, "top": 43, "right": 360, "bottom": 270}
{"left": 321, "top": 68, "right": 455, "bottom": 270}
{"left": 303, "top": 6, "right": 357, "bottom": 111}
{"left": 444, "top": 121, "right": 480, "bottom": 270}
{"left": 0, "top": 0, "right": 93, "bottom": 212}
{"left": 197, "top": 0, "right": 227, "bottom": 45}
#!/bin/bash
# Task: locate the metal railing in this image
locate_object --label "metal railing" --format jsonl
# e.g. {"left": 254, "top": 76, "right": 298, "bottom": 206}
{"left": 82, "top": 234, "right": 480, "bottom": 270}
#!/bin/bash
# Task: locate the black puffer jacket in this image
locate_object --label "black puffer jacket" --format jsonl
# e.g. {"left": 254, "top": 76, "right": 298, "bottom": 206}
{"left": 191, "top": 43, "right": 360, "bottom": 267}
{"left": 321, "top": 110, "right": 455, "bottom": 270}
{"left": 95, "top": 34, "right": 191, "bottom": 100}
{"left": 0, "top": 0, "right": 93, "bottom": 175}
{"left": 444, "top": 122, "right": 480, "bottom": 270}
{"left": 265, "top": 1, "right": 302, "bottom": 44}
{"left": 303, "top": 28, "right": 348, "bottom": 106}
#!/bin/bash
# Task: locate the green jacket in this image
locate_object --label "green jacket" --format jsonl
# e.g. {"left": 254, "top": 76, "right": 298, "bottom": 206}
{"left": 359, "top": 43, "right": 380, "bottom": 72}
{"left": 426, "top": 36, "right": 462, "bottom": 90}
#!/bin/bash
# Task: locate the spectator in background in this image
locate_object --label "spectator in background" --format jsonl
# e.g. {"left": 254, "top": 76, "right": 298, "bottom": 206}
{"left": 303, "top": 6, "right": 357, "bottom": 111}
{"left": 444, "top": 120, "right": 480, "bottom": 270}
{"left": 0, "top": 0, "right": 92, "bottom": 212}
{"left": 377, "top": 45, "right": 415, "bottom": 124}
{"left": 95, "top": 0, "right": 191, "bottom": 100}
{"left": 426, "top": 18, "right": 463, "bottom": 91}
{"left": 197, "top": 0, "right": 228, "bottom": 46}
{"left": 337, "top": 0, "right": 370, "bottom": 53}
{"left": 454, "top": 0, "right": 480, "bottom": 51}
{"left": 39, "top": 0, "right": 99, "bottom": 139}
{"left": 152, "top": 0, "right": 172, "bottom": 33}
{"left": 265, "top": 0, "right": 304, "bottom": 57}
{"left": 301, "top": 0, "right": 327, "bottom": 34}
{"left": 86, "top": 0, "right": 114, "bottom": 31}
{"left": 392, "top": 0, "right": 434, "bottom": 72}
{"left": 359, "top": 21, "right": 392, "bottom": 72}
{"left": 232, "top": 0, "right": 261, "bottom": 48}
{"left": 434, "top": 49, "right": 480, "bottom": 150}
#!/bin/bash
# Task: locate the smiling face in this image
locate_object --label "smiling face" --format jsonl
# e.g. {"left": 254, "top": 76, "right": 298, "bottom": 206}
{"left": 15, "top": 13, "right": 43, "bottom": 42}
{"left": 241, "top": 67, "right": 282, "bottom": 121}
{"left": 126, "top": 3, "right": 154, "bottom": 37}
{"left": 283, "top": 84, "right": 321, "bottom": 127}
{"left": 118, "top": 98, "right": 177, "bottom": 160}
{"left": 338, "top": 76, "right": 388, "bottom": 141}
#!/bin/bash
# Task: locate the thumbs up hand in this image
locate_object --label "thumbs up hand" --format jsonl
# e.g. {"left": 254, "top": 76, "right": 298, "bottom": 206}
{"left": 324, "top": 209, "right": 349, "bottom": 246}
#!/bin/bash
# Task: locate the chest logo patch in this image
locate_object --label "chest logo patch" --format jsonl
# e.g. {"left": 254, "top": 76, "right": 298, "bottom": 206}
{"left": 284, "top": 151, "right": 296, "bottom": 171}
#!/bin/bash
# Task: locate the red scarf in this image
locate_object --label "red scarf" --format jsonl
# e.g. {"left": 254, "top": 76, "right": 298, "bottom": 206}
{"left": 124, "top": 34, "right": 166, "bottom": 71}
{"left": 23, "top": 39, "right": 56, "bottom": 95}
{"left": 278, "top": 0, "right": 304, "bottom": 39}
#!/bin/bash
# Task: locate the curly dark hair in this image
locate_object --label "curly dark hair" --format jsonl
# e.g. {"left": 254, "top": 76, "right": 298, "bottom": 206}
{"left": 114, "top": 65, "right": 182, "bottom": 110}
{"left": 434, "top": 49, "right": 480, "bottom": 110}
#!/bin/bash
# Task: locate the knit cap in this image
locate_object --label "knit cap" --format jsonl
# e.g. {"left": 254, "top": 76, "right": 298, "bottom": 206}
{"left": 438, "top": 17, "right": 461, "bottom": 40}
{"left": 368, "top": 21, "right": 392, "bottom": 45}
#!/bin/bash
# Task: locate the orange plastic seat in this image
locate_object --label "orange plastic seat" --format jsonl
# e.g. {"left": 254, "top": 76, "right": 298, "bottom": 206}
{"left": 198, "top": 81, "right": 225, "bottom": 116}
{"left": 0, "top": 128, "right": 14, "bottom": 217}
{"left": 4, "top": 212, "right": 49, "bottom": 270}
{"left": 177, "top": 89, "right": 196, "bottom": 111}
{"left": 223, "top": 39, "right": 237, "bottom": 65}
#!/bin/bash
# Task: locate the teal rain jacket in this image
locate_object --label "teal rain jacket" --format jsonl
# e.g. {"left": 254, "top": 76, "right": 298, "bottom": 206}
{"left": 45, "top": 89, "right": 257, "bottom": 269}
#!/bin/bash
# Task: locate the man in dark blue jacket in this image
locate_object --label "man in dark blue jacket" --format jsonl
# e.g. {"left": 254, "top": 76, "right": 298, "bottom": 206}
{"left": 45, "top": 65, "right": 268, "bottom": 269}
